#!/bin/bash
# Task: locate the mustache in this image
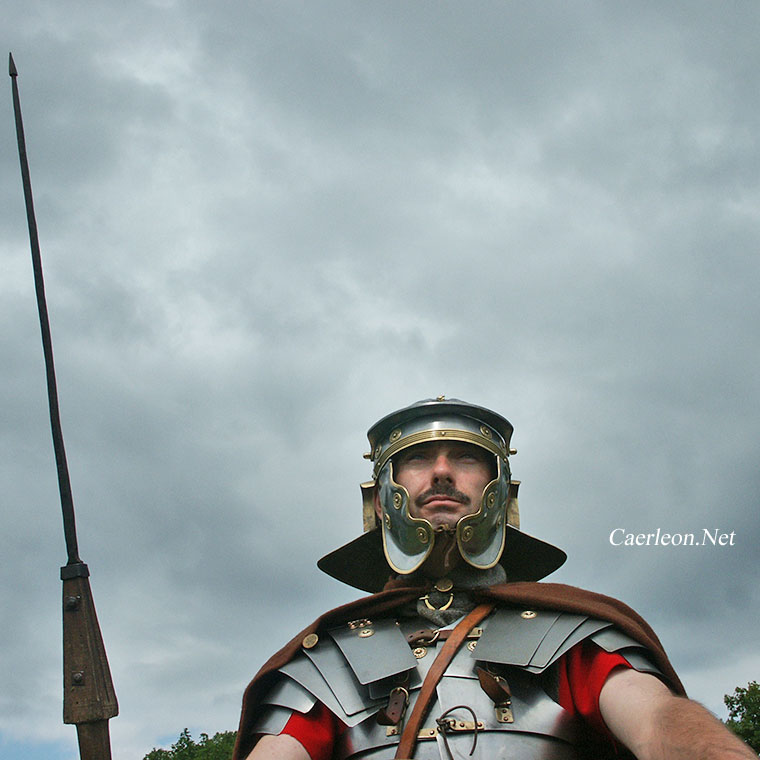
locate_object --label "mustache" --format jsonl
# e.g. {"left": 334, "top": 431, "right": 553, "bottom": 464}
{"left": 415, "top": 485, "right": 471, "bottom": 507}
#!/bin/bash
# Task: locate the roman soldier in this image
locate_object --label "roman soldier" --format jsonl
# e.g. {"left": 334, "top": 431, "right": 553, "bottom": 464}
{"left": 233, "top": 398, "right": 752, "bottom": 760}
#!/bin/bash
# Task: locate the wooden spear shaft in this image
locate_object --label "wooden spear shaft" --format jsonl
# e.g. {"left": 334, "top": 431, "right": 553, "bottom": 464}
{"left": 9, "top": 52, "right": 118, "bottom": 760}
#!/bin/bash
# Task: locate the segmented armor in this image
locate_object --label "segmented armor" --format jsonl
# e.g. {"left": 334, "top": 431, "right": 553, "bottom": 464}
{"left": 250, "top": 607, "right": 667, "bottom": 760}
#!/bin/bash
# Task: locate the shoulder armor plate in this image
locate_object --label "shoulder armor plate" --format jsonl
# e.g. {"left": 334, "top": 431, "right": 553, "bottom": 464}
{"left": 475, "top": 609, "right": 613, "bottom": 673}
{"left": 589, "top": 627, "right": 666, "bottom": 681}
{"left": 329, "top": 618, "right": 418, "bottom": 684}
{"left": 255, "top": 673, "right": 317, "bottom": 714}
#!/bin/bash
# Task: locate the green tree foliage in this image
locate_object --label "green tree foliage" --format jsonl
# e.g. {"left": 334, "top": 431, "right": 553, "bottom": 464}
{"left": 725, "top": 681, "right": 760, "bottom": 752}
{"left": 143, "top": 728, "right": 237, "bottom": 760}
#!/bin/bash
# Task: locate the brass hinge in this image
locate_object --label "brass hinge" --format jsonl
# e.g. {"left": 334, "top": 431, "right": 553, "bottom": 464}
{"left": 388, "top": 721, "right": 486, "bottom": 738}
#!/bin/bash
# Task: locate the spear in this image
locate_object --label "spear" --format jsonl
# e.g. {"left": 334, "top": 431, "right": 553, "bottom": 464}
{"left": 9, "top": 53, "right": 118, "bottom": 760}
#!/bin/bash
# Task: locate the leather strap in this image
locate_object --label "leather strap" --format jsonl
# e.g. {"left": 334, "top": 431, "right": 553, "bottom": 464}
{"left": 376, "top": 684, "right": 410, "bottom": 726}
{"left": 476, "top": 667, "right": 512, "bottom": 706}
{"left": 394, "top": 603, "right": 494, "bottom": 759}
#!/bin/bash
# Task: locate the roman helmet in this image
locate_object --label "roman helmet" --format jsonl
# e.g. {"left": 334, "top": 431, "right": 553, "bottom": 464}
{"left": 318, "top": 397, "right": 566, "bottom": 591}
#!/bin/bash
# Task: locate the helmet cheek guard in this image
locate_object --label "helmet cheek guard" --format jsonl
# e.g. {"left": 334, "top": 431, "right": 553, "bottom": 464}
{"left": 376, "top": 463, "right": 435, "bottom": 574}
{"left": 456, "top": 456, "right": 510, "bottom": 569}
{"left": 376, "top": 454, "right": 511, "bottom": 574}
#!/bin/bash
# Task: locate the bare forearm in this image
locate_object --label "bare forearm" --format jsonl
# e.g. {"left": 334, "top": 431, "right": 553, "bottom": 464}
{"left": 642, "top": 697, "right": 756, "bottom": 760}
{"left": 600, "top": 669, "right": 756, "bottom": 760}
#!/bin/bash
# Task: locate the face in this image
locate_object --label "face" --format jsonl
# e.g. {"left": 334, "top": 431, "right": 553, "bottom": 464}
{"left": 385, "top": 441, "right": 494, "bottom": 529}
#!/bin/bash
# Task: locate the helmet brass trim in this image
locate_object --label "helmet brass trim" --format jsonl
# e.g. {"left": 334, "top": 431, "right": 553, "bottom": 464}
{"left": 373, "top": 428, "right": 506, "bottom": 477}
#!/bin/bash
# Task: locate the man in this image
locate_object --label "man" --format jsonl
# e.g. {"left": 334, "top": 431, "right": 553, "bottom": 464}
{"left": 233, "top": 398, "right": 753, "bottom": 760}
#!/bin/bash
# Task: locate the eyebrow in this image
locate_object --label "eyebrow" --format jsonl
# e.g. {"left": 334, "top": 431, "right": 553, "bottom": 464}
{"left": 396, "top": 443, "right": 489, "bottom": 460}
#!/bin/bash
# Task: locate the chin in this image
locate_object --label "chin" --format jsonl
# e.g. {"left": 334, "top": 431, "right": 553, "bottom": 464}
{"left": 428, "top": 515, "right": 460, "bottom": 530}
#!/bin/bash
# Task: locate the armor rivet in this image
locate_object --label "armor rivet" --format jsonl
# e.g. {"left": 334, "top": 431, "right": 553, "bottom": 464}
{"left": 461, "top": 526, "right": 474, "bottom": 542}
{"left": 480, "top": 425, "right": 492, "bottom": 438}
{"left": 389, "top": 428, "right": 402, "bottom": 442}
{"left": 359, "top": 628, "right": 374, "bottom": 638}
{"left": 385, "top": 513, "right": 392, "bottom": 530}
{"left": 416, "top": 527, "right": 429, "bottom": 544}
{"left": 302, "top": 633, "right": 319, "bottom": 649}
{"left": 413, "top": 646, "right": 427, "bottom": 659}
{"left": 486, "top": 492, "right": 496, "bottom": 508}
{"left": 393, "top": 492, "right": 403, "bottom": 509}
{"left": 509, "top": 448, "right": 517, "bottom": 455}
{"left": 348, "top": 618, "right": 372, "bottom": 629}
{"left": 521, "top": 610, "right": 537, "bottom": 619}
{"left": 375, "top": 444, "right": 382, "bottom": 456}
{"left": 434, "top": 578, "right": 453, "bottom": 592}
{"left": 72, "top": 671, "right": 84, "bottom": 685}
{"left": 467, "top": 640, "right": 477, "bottom": 651}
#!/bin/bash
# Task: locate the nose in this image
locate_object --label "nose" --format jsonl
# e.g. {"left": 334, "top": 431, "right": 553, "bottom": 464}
{"left": 431, "top": 453, "right": 454, "bottom": 483}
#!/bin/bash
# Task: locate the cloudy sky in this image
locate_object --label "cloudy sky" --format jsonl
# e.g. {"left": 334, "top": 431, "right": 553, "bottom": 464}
{"left": 2, "top": 2, "right": 759, "bottom": 758}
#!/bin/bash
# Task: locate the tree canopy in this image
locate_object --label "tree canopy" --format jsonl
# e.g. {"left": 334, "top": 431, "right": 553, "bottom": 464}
{"left": 725, "top": 681, "right": 760, "bottom": 752}
{"left": 143, "top": 728, "right": 237, "bottom": 760}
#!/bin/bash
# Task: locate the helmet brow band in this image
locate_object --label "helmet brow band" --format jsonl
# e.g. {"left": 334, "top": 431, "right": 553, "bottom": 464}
{"left": 374, "top": 429, "right": 505, "bottom": 476}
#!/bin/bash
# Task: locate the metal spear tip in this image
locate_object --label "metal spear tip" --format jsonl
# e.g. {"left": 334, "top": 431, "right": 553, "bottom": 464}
{"left": 9, "top": 52, "right": 17, "bottom": 77}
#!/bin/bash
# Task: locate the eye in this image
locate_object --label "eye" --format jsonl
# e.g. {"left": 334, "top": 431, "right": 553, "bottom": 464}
{"left": 396, "top": 445, "right": 437, "bottom": 468}
{"left": 454, "top": 449, "right": 491, "bottom": 468}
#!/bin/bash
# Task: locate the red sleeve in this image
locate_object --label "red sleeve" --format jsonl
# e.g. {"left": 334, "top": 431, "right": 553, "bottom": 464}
{"left": 278, "top": 702, "right": 346, "bottom": 760}
{"left": 557, "top": 640, "right": 631, "bottom": 735}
